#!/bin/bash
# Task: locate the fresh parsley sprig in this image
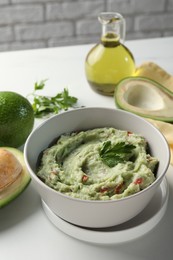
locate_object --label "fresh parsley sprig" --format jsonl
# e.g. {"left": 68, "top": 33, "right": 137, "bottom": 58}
{"left": 99, "top": 141, "right": 136, "bottom": 168}
{"left": 34, "top": 79, "right": 47, "bottom": 91}
{"left": 30, "top": 80, "right": 78, "bottom": 118}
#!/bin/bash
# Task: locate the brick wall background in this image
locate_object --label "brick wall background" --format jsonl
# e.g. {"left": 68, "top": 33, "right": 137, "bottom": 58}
{"left": 0, "top": 0, "right": 173, "bottom": 52}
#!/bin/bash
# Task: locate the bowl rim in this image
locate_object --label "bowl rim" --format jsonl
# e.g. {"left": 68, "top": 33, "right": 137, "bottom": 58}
{"left": 24, "top": 107, "right": 170, "bottom": 204}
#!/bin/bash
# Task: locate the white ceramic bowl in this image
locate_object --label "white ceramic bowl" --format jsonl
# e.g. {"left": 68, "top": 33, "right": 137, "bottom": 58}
{"left": 24, "top": 107, "right": 170, "bottom": 228}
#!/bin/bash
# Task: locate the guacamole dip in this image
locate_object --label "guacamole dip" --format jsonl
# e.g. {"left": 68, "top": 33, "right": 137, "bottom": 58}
{"left": 37, "top": 128, "right": 158, "bottom": 200}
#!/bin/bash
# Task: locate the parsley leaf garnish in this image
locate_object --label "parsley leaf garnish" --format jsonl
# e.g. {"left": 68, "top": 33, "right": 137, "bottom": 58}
{"left": 29, "top": 80, "right": 78, "bottom": 118}
{"left": 34, "top": 79, "right": 47, "bottom": 91}
{"left": 99, "top": 141, "right": 136, "bottom": 167}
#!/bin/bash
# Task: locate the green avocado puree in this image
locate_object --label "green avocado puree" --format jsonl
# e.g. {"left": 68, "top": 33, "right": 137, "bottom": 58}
{"left": 37, "top": 128, "right": 158, "bottom": 200}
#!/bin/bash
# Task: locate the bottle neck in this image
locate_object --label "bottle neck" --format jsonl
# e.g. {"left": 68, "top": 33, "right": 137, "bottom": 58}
{"left": 98, "top": 12, "right": 126, "bottom": 47}
{"left": 101, "top": 24, "right": 121, "bottom": 47}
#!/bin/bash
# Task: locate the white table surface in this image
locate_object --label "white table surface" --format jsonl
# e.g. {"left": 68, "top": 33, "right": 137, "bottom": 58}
{"left": 0, "top": 37, "right": 173, "bottom": 259}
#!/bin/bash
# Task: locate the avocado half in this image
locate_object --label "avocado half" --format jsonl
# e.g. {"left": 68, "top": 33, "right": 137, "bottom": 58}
{"left": 114, "top": 77, "right": 173, "bottom": 122}
{"left": 0, "top": 147, "right": 31, "bottom": 208}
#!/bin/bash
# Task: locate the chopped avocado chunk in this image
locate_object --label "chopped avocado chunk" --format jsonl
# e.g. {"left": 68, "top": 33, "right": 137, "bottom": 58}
{"left": 0, "top": 147, "right": 31, "bottom": 208}
{"left": 114, "top": 77, "right": 173, "bottom": 122}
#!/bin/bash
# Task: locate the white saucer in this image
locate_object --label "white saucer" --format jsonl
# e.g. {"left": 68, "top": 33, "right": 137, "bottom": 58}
{"left": 41, "top": 178, "right": 169, "bottom": 245}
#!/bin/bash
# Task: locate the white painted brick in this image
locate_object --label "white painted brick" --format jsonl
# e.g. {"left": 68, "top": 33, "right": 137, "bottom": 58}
{"left": 9, "top": 41, "right": 46, "bottom": 51}
{"left": 126, "top": 31, "right": 162, "bottom": 41}
{"left": 76, "top": 19, "right": 101, "bottom": 35}
{"left": 0, "top": 41, "right": 46, "bottom": 52}
{"left": 0, "top": 0, "right": 10, "bottom": 5}
{"left": 0, "top": 44, "right": 9, "bottom": 52}
{"left": 15, "top": 22, "right": 74, "bottom": 41}
{"left": 164, "top": 31, "right": 173, "bottom": 36}
{"left": 46, "top": 0, "right": 105, "bottom": 20}
{"left": 168, "top": 0, "right": 173, "bottom": 10}
{"left": 135, "top": 14, "right": 173, "bottom": 31}
{"left": 0, "top": 27, "right": 13, "bottom": 42}
{"left": 0, "top": 5, "right": 44, "bottom": 25}
{"left": 107, "top": 0, "right": 166, "bottom": 14}
{"left": 123, "top": 17, "right": 134, "bottom": 32}
{"left": 0, "top": 0, "right": 172, "bottom": 52}
{"left": 48, "top": 35, "right": 99, "bottom": 47}
{"left": 12, "top": 0, "right": 52, "bottom": 3}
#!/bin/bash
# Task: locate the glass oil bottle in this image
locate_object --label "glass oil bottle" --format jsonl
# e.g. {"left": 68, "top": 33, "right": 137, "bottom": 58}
{"left": 85, "top": 12, "right": 135, "bottom": 96}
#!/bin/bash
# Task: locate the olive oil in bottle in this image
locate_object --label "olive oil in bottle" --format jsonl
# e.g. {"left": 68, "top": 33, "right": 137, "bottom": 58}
{"left": 85, "top": 12, "right": 135, "bottom": 96}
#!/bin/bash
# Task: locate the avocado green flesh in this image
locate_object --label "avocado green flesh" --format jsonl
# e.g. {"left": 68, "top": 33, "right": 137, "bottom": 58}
{"left": 0, "top": 147, "right": 31, "bottom": 208}
{"left": 115, "top": 77, "right": 173, "bottom": 122}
